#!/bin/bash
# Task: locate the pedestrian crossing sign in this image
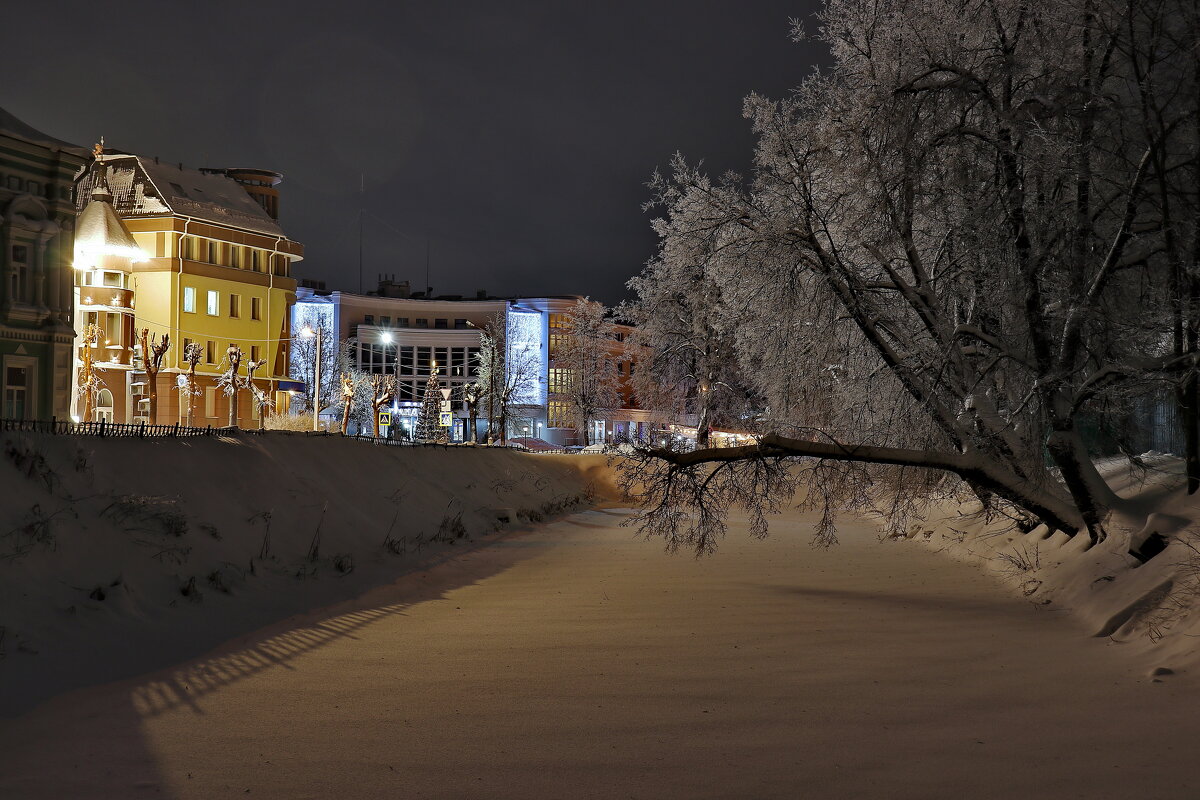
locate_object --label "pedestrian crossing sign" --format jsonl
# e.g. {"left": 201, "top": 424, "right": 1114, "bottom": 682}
{"left": 439, "top": 411, "right": 453, "bottom": 427}
{"left": 378, "top": 411, "right": 391, "bottom": 426}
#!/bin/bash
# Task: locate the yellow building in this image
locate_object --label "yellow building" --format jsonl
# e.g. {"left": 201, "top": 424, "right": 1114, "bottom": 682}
{"left": 74, "top": 150, "right": 303, "bottom": 426}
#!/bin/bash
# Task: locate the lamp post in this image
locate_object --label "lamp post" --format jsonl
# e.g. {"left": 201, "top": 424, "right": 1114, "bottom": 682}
{"left": 302, "top": 325, "right": 322, "bottom": 431}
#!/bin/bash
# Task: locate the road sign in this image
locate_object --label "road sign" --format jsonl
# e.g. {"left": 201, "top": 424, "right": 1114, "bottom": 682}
{"left": 439, "top": 411, "right": 453, "bottom": 427}
{"left": 378, "top": 411, "right": 391, "bottom": 426}
{"left": 439, "top": 388, "right": 452, "bottom": 400}
{"left": 439, "top": 400, "right": 452, "bottom": 413}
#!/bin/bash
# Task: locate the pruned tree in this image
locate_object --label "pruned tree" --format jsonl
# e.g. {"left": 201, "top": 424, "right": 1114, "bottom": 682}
{"left": 625, "top": 0, "right": 1200, "bottom": 553}
{"left": 137, "top": 328, "right": 170, "bottom": 425}
{"left": 175, "top": 341, "right": 203, "bottom": 426}
{"left": 339, "top": 372, "right": 355, "bottom": 435}
{"left": 371, "top": 373, "right": 396, "bottom": 437}
{"left": 217, "top": 345, "right": 244, "bottom": 428}
{"left": 245, "top": 358, "right": 269, "bottom": 429}
{"left": 77, "top": 323, "right": 103, "bottom": 422}
{"left": 462, "top": 381, "right": 482, "bottom": 443}
{"left": 557, "top": 298, "right": 621, "bottom": 446}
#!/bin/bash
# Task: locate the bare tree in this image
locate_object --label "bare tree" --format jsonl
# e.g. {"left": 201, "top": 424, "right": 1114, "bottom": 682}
{"left": 371, "top": 373, "right": 396, "bottom": 437}
{"left": 77, "top": 323, "right": 103, "bottom": 422}
{"left": 177, "top": 341, "right": 203, "bottom": 427}
{"left": 477, "top": 313, "right": 541, "bottom": 445}
{"left": 246, "top": 358, "right": 269, "bottom": 430}
{"left": 137, "top": 328, "right": 170, "bottom": 425}
{"left": 557, "top": 299, "right": 621, "bottom": 446}
{"left": 217, "top": 345, "right": 244, "bottom": 428}
{"left": 626, "top": 0, "right": 1199, "bottom": 552}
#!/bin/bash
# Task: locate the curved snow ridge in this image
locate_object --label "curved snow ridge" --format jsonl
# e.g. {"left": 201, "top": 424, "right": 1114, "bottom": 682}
{"left": 0, "top": 430, "right": 607, "bottom": 716}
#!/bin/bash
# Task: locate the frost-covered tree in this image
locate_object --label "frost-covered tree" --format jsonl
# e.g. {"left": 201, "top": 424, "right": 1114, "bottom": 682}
{"left": 288, "top": 320, "right": 341, "bottom": 419}
{"left": 557, "top": 299, "right": 621, "bottom": 446}
{"left": 625, "top": 0, "right": 1200, "bottom": 553}
{"left": 217, "top": 345, "right": 245, "bottom": 427}
{"left": 246, "top": 357, "right": 269, "bottom": 430}
{"left": 137, "top": 328, "right": 170, "bottom": 425}
{"left": 178, "top": 341, "right": 203, "bottom": 427}
{"left": 625, "top": 241, "right": 754, "bottom": 447}
{"left": 462, "top": 381, "right": 482, "bottom": 443}
{"left": 476, "top": 313, "right": 540, "bottom": 445}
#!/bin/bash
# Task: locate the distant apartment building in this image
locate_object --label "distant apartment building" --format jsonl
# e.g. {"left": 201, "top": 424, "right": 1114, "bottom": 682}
{"left": 293, "top": 283, "right": 650, "bottom": 444}
{"left": 73, "top": 149, "right": 304, "bottom": 425}
{"left": 0, "top": 108, "right": 88, "bottom": 420}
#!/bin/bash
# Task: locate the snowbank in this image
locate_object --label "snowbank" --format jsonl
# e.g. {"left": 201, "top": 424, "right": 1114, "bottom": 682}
{"left": 895, "top": 454, "right": 1200, "bottom": 674}
{"left": 0, "top": 431, "right": 611, "bottom": 715}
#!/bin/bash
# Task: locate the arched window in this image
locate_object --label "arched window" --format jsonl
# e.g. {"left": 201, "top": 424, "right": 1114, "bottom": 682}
{"left": 95, "top": 389, "right": 114, "bottom": 422}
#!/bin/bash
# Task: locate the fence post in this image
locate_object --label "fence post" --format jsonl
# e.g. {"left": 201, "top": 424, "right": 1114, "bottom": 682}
{"left": 50, "top": 415, "right": 56, "bottom": 435}
{"left": 207, "top": 425, "right": 212, "bottom": 436}
{"left": 173, "top": 422, "right": 179, "bottom": 437}
{"left": 139, "top": 422, "right": 146, "bottom": 437}
{"left": 99, "top": 419, "right": 106, "bottom": 438}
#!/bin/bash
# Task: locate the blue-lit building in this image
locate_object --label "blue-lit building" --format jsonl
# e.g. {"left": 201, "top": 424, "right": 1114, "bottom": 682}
{"left": 291, "top": 281, "right": 650, "bottom": 444}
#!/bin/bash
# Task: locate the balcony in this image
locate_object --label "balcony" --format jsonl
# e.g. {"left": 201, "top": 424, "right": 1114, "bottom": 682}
{"left": 79, "top": 287, "right": 134, "bottom": 310}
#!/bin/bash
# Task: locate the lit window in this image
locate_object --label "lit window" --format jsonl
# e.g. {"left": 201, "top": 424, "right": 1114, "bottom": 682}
{"left": 207, "top": 290, "right": 219, "bottom": 316}
{"left": 183, "top": 286, "right": 196, "bottom": 313}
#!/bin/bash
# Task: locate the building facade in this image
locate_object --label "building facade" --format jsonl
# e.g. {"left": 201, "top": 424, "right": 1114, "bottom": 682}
{"left": 74, "top": 151, "right": 303, "bottom": 426}
{"left": 0, "top": 108, "right": 88, "bottom": 420}
{"left": 292, "top": 286, "right": 651, "bottom": 444}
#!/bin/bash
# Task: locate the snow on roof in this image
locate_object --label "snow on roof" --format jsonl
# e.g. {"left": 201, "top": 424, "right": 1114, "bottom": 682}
{"left": 74, "top": 192, "right": 146, "bottom": 269}
{"left": 77, "top": 152, "right": 286, "bottom": 237}
{"left": 0, "top": 106, "right": 88, "bottom": 156}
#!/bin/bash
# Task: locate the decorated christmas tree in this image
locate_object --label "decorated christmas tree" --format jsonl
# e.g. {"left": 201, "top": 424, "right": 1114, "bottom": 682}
{"left": 415, "top": 363, "right": 444, "bottom": 442}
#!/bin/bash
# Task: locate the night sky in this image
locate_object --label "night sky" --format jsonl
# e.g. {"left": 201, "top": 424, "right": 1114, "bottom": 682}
{"left": 3, "top": 1, "right": 826, "bottom": 304}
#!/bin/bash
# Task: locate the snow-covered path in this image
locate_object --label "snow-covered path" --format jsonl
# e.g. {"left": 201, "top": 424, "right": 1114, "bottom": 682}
{"left": 1, "top": 507, "right": 1196, "bottom": 799}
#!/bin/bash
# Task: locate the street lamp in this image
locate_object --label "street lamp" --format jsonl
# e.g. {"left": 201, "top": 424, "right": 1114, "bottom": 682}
{"left": 301, "top": 325, "right": 322, "bottom": 431}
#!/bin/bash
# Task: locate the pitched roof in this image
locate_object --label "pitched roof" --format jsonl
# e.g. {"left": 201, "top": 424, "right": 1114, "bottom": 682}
{"left": 76, "top": 152, "right": 286, "bottom": 237}
{"left": 74, "top": 188, "right": 145, "bottom": 270}
{"left": 0, "top": 107, "right": 88, "bottom": 156}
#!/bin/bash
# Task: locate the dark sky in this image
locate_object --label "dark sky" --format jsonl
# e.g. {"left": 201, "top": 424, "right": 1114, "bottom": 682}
{"left": 3, "top": 1, "right": 827, "bottom": 304}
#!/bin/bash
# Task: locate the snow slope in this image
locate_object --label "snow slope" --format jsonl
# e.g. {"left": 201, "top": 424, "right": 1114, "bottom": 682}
{"left": 896, "top": 454, "right": 1200, "bottom": 673}
{"left": 0, "top": 430, "right": 608, "bottom": 715}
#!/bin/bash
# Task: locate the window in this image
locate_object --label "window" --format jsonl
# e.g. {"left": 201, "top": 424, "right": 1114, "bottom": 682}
{"left": 399, "top": 346, "right": 414, "bottom": 375}
{"left": 104, "top": 312, "right": 121, "bottom": 346}
{"left": 364, "top": 314, "right": 374, "bottom": 325}
{"left": 549, "top": 368, "right": 571, "bottom": 394}
{"left": 454, "top": 318, "right": 469, "bottom": 329}
{"left": 380, "top": 316, "right": 391, "bottom": 327}
{"left": 183, "top": 286, "right": 196, "bottom": 313}
{"left": 229, "top": 246, "right": 241, "bottom": 268}
{"left": 206, "top": 241, "right": 217, "bottom": 263}
{"left": 415, "top": 318, "right": 428, "bottom": 328}
{"left": 3, "top": 364, "right": 31, "bottom": 420}
{"left": 206, "top": 340, "right": 216, "bottom": 363}
{"left": 181, "top": 236, "right": 197, "bottom": 260}
{"left": 250, "top": 345, "right": 260, "bottom": 363}
{"left": 547, "top": 400, "right": 570, "bottom": 428}
{"left": 229, "top": 294, "right": 241, "bottom": 318}
{"left": 10, "top": 245, "right": 28, "bottom": 303}
{"left": 434, "top": 318, "right": 448, "bottom": 329}
{"left": 250, "top": 250, "right": 262, "bottom": 272}
{"left": 251, "top": 297, "right": 262, "bottom": 320}
{"left": 207, "top": 290, "right": 219, "bottom": 316}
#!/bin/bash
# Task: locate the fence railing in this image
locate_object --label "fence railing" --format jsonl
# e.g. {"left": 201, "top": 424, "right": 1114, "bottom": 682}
{"left": 1, "top": 418, "right": 590, "bottom": 451}
{"left": 0, "top": 418, "right": 242, "bottom": 438}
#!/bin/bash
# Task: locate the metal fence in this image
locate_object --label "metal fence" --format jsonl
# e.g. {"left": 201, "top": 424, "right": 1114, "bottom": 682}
{"left": 0, "top": 418, "right": 243, "bottom": 438}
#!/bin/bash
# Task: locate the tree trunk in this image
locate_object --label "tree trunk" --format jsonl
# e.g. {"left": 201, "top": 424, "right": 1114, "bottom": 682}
{"left": 147, "top": 371, "right": 158, "bottom": 425}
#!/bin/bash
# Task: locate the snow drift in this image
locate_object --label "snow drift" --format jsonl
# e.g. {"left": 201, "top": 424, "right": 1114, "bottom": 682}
{"left": 0, "top": 431, "right": 609, "bottom": 715}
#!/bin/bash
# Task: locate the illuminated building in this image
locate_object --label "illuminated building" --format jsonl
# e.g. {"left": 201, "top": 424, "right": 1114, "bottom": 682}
{"left": 0, "top": 108, "right": 88, "bottom": 420}
{"left": 74, "top": 148, "right": 304, "bottom": 425}
{"left": 292, "top": 284, "right": 650, "bottom": 444}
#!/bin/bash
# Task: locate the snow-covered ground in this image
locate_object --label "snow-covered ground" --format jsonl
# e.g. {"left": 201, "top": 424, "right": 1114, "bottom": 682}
{"left": 0, "top": 430, "right": 610, "bottom": 715}
{"left": 893, "top": 454, "right": 1200, "bottom": 673}
{"left": 2, "top": 505, "right": 1197, "bottom": 799}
